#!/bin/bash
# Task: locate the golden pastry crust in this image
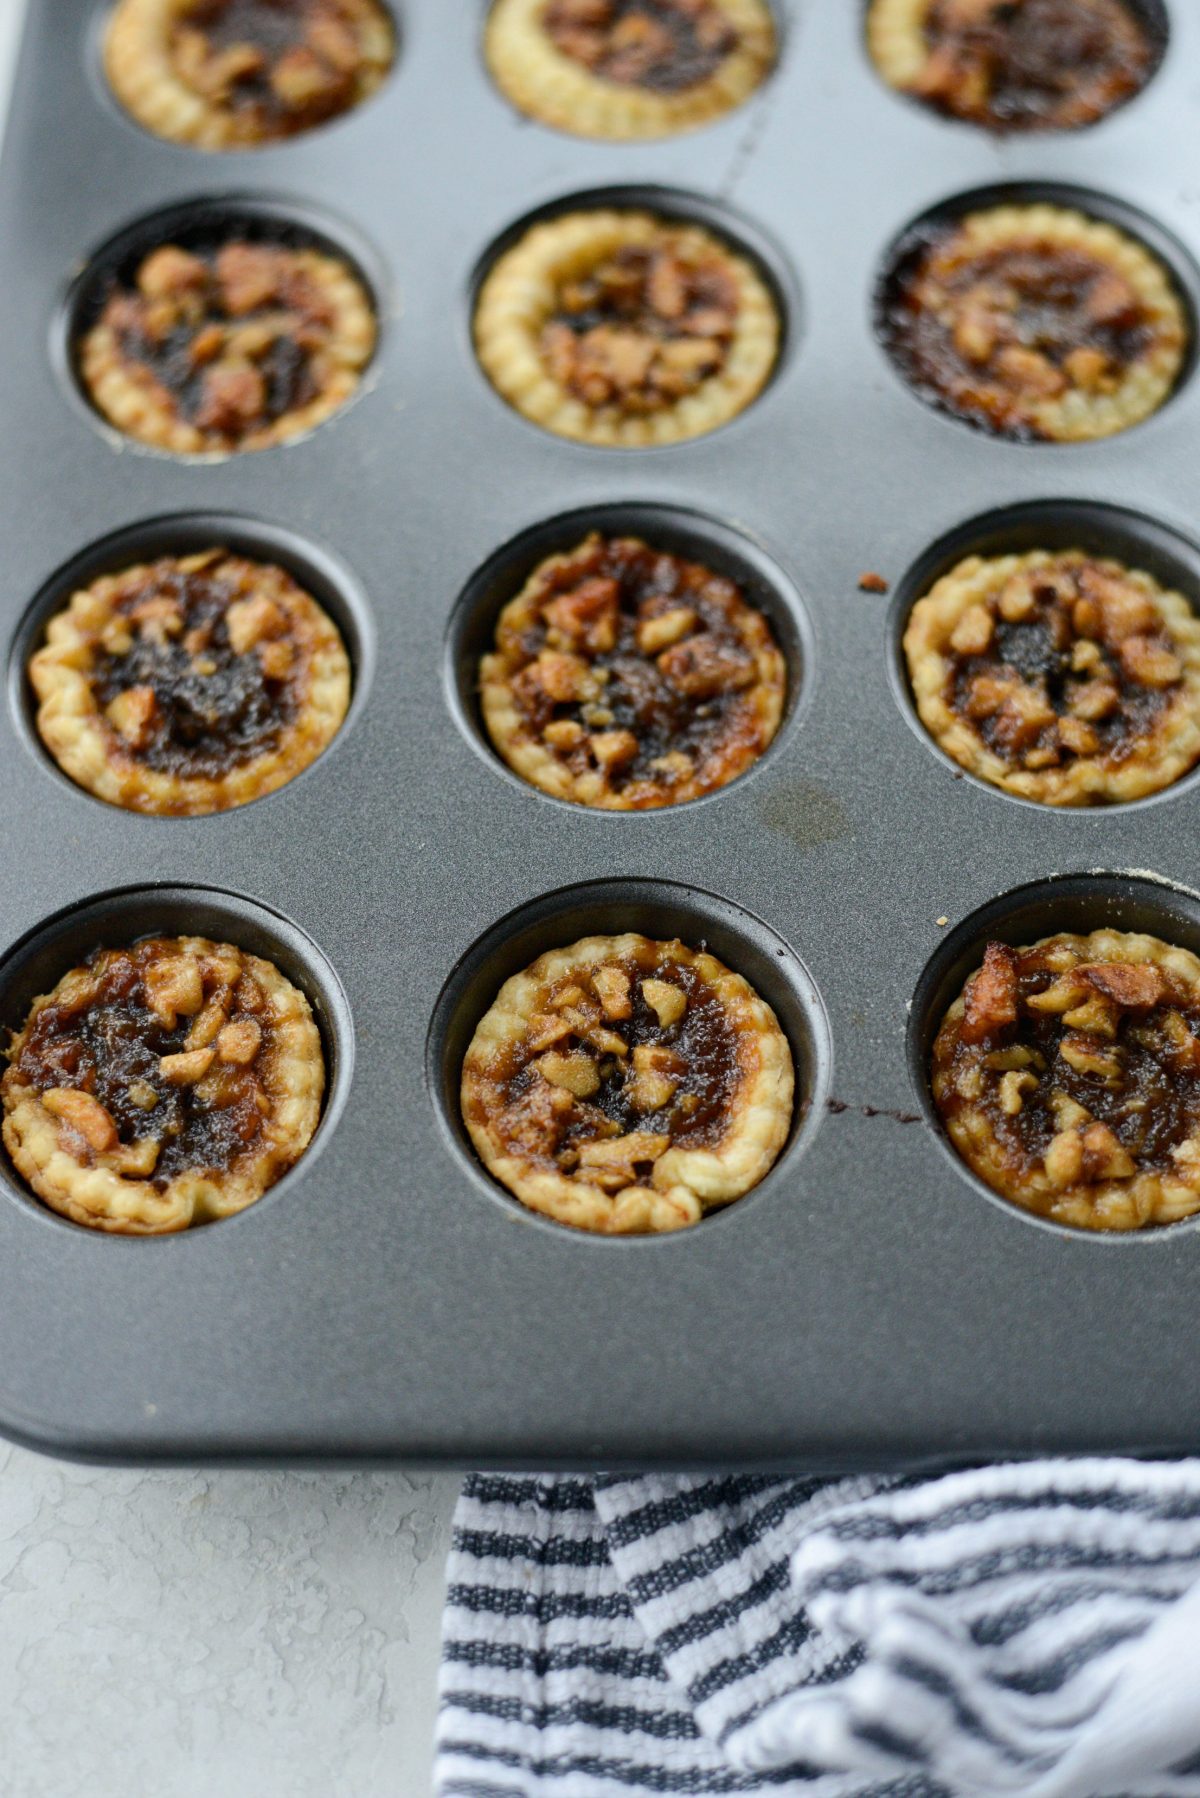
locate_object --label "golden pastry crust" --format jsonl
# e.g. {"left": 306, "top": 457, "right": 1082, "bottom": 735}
{"left": 474, "top": 208, "right": 779, "bottom": 447}
{"left": 462, "top": 933, "right": 794, "bottom": 1233}
{"left": 485, "top": 0, "right": 775, "bottom": 141}
{"left": 79, "top": 238, "right": 376, "bottom": 457}
{"left": 881, "top": 204, "right": 1187, "bottom": 442}
{"left": 904, "top": 550, "right": 1200, "bottom": 805}
{"left": 867, "top": 0, "right": 1159, "bottom": 134}
{"left": 30, "top": 549, "right": 351, "bottom": 816}
{"left": 932, "top": 930, "right": 1200, "bottom": 1232}
{"left": 104, "top": 0, "right": 395, "bottom": 150}
{"left": 480, "top": 533, "right": 785, "bottom": 809}
{"left": 2, "top": 936, "right": 324, "bottom": 1234}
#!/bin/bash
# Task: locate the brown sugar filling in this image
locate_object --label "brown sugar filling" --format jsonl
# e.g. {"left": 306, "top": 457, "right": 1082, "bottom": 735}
{"left": 883, "top": 231, "right": 1156, "bottom": 439}
{"left": 495, "top": 534, "right": 781, "bottom": 803}
{"left": 935, "top": 940, "right": 1200, "bottom": 1183}
{"left": 476, "top": 949, "right": 741, "bottom": 1182}
{"left": 542, "top": 0, "right": 737, "bottom": 93}
{"left": 941, "top": 556, "right": 1183, "bottom": 777}
{"left": 11, "top": 941, "right": 274, "bottom": 1190}
{"left": 169, "top": 0, "right": 381, "bottom": 135}
{"left": 87, "top": 554, "right": 307, "bottom": 781}
{"left": 94, "top": 241, "right": 339, "bottom": 443}
{"left": 913, "top": 0, "right": 1157, "bottom": 132}
{"left": 540, "top": 241, "right": 739, "bottom": 415}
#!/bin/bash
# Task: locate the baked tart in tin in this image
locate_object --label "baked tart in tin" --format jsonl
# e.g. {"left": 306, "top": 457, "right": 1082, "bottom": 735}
{"left": 30, "top": 549, "right": 351, "bottom": 816}
{"left": 904, "top": 549, "right": 1200, "bottom": 805}
{"left": 79, "top": 237, "right": 375, "bottom": 456}
{"left": 105, "top": 0, "right": 395, "bottom": 149}
{"left": 462, "top": 933, "right": 794, "bottom": 1234}
{"left": 2, "top": 936, "right": 324, "bottom": 1234}
{"left": 485, "top": 0, "right": 775, "bottom": 141}
{"left": 867, "top": 0, "right": 1160, "bottom": 134}
{"left": 481, "top": 532, "right": 785, "bottom": 808}
{"left": 933, "top": 930, "right": 1200, "bottom": 1231}
{"left": 881, "top": 203, "right": 1187, "bottom": 442}
{"left": 474, "top": 208, "right": 779, "bottom": 447}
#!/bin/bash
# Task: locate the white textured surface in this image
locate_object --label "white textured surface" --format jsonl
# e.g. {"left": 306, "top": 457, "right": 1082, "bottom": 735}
{"left": 0, "top": 1441, "right": 458, "bottom": 1798}
{"left": 0, "top": 5, "right": 457, "bottom": 1795}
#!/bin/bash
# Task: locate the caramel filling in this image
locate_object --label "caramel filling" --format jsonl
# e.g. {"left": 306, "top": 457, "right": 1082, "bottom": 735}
{"left": 497, "top": 534, "right": 780, "bottom": 803}
{"left": 913, "top": 0, "right": 1156, "bottom": 133}
{"left": 169, "top": 0, "right": 377, "bottom": 134}
{"left": 939, "top": 556, "right": 1184, "bottom": 778}
{"left": 13, "top": 941, "right": 273, "bottom": 1189}
{"left": 471, "top": 949, "right": 742, "bottom": 1186}
{"left": 540, "top": 240, "right": 739, "bottom": 414}
{"left": 936, "top": 940, "right": 1200, "bottom": 1185}
{"left": 884, "top": 230, "right": 1157, "bottom": 438}
{"left": 87, "top": 553, "right": 307, "bottom": 781}
{"left": 96, "top": 241, "right": 339, "bottom": 443}
{"left": 542, "top": 0, "right": 737, "bottom": 93}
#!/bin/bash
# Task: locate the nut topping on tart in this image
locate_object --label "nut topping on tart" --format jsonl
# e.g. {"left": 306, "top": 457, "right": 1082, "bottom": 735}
{"left": 932, "top": 930, "right": 1200, "bottom": 1231}
{"left": 79, "top": 238, "right": 375, "bottom": 456}
{"left": 867, "top": 0, "right": 1159, "bottom": 134}
{"left": 904, "top": 549, "right": 1200, "bottom": 805}
{"left": 543, "top": 0, "right": 738, "bottom": 91}
{"left": 480, "top": 533, "right": 785, "bottom": 808}
{"left": 485, "top": 0, "right": 774, "bottom": 140}
{"left": 462, "top": 933, "right": 794, "bottom": 1233}
{"left": 105, "top": 0, "right": 395, "bottom": 150}
{"left": 474, "top": 209, "right": 779, "bottom": 446}
{"left": 30, "top": 550, "right": 351, "bottom": 815}
{"left": 1, "top": 937, "right": 324, "bottom": 1234}
{"left": 880, "top": 204, "right": 1186, "bottom": 442}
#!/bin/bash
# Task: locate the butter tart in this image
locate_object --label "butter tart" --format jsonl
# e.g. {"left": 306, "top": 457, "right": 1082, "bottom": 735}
{"left": 104, "top": 0, "right": 395, "bottom": 150}
{"left": 904, "top": 549, "right": 1200, "bottom": 805}
{"left": 485, "top": 0, "right": 775, "bottom": 141}
{"left": 2, "top": 936, "right": 323, "bottom": 1234}
{"left": 932, "top": 930, "right": 1200, "bottom": 1231}
{"left": 462, "top": 933, "right": 794, "bottom": 1234}
{"left": 30, "top": 549, "right": 351, "bottom": 816}
{"left": 79, "top": 238, "right": 375, "bottom": 456}
{"left": 867, "top": 0, "right": 1159, "bottom": 134}
{"left": 480, "top": 533, "right": 785, "bottom": 808}
{"left": 881, "top": 203, "right": 1187, "bottom": 442}
{"left": 474, "top": 208, "right": 779, "bottom": 447}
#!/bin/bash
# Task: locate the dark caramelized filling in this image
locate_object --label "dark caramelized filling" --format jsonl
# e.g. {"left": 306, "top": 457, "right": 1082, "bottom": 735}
{"left": 936, "top": 940, "right": 1200, "bottom": 1179}
{"left": 96, "top": 241, "right": 337, "bottom": 439}
{"left": 914, "top": 0, "right": 1157, "bottom": 133}
{"left": 499, "top": 534, "right": 780, "bottom": 801}
{"left": 940, "top": 556, "right": 1183, "bottom": 778}
{"left": 883, "top": 231, "right": 1156, "bottom": 439}
{"left": 543, "top": 0, "right": 737, "bottom": 93}
{"left": 478, "top": 950, "right": 741, "bottom": 1179}
{"left": 88, "top": 555, "right": 303, "bottom": 781}
{"left": 540, "top": 241, "right": 739, "bottom": 413}
{"left": 170, "top": 0, "right": 376, "bottom": 134}
{"left": 13, "top": 942, "right": 270, "bottom": 1189}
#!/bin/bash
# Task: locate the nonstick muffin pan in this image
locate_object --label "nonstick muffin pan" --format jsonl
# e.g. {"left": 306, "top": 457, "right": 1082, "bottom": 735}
{"left": 5, "top": 0, "right": 1200, "bottom": 1466}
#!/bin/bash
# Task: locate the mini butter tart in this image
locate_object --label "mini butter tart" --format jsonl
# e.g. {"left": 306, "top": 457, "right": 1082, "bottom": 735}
{"left": 462, "top": 933, "right": 794, "bottom": 1234}
{"left": 485, "top": 0, "right": 775, "bottom": 141}
{"left": 2, "top": 936, "right": 324, "bottom": 1234}
{"left": 30, "top": 549, "right": 351, "bottom": 816}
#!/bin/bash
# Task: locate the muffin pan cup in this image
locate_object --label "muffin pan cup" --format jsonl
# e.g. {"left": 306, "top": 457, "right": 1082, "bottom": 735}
{"left": 4, "top": 0, "right": 1200, "bottom": 1466}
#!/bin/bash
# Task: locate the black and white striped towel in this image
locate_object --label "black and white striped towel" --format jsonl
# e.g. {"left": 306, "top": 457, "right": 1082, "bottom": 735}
{"left": 436, "top": 1461, "right": 1200, "bottom": 1797}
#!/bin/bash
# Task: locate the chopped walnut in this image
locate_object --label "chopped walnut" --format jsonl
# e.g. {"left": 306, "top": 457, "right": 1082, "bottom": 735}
{"left": 42, "top": 1087, "right": 118, "bottom": 1152}
{"left": 144, "top": 957, "right": 204, "bottom": 1029}
{"left": 961, "top": 942, "right": 1019, "bottom": 1042}
{"left": 159, "top": 1047, "right": 216, "bottom": 1086}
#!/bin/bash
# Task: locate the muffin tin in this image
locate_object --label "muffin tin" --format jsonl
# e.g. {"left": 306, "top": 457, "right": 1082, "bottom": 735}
{"left": 4, "top": 0, "right": 1200, "bottom": 1466}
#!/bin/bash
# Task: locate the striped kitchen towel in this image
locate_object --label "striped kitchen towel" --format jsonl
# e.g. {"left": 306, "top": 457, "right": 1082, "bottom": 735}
{"left": 436, "top": 1460, "right": 1200, "bottom": 1798}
